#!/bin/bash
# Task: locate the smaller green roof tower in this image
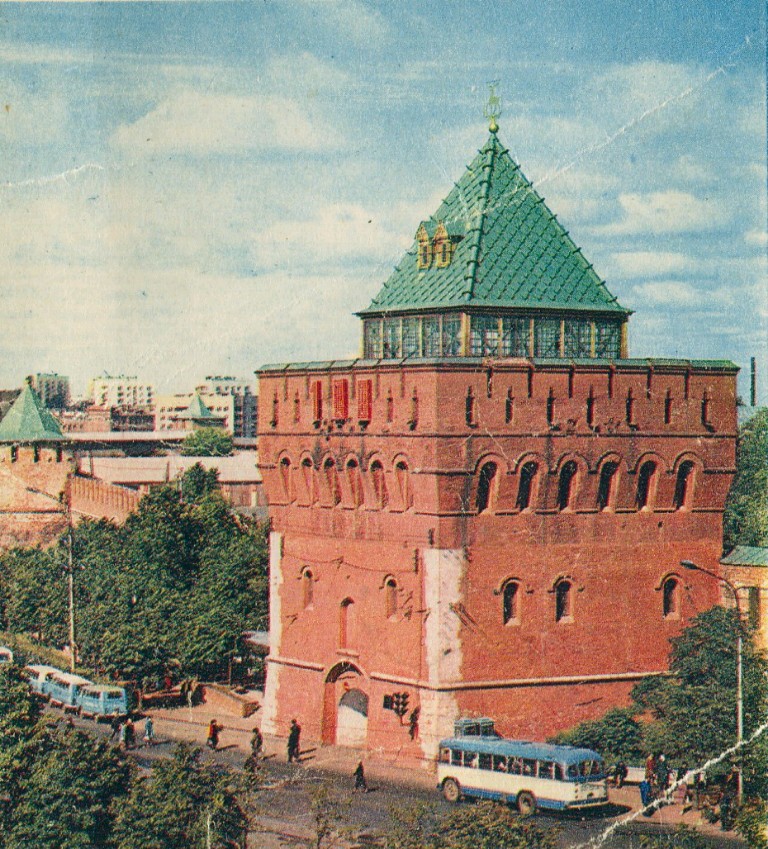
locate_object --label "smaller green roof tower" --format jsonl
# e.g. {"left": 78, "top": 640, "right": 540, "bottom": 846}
{"left": 358, "top": 124, "right": 630, "bottom": 362}
{"left": 0, "top": 383, "right": 67, "bottom": 443}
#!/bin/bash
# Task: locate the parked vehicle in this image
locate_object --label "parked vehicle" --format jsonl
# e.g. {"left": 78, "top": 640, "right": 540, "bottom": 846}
{"left": 0, "top": 646, "right": 13, "bottom": 664}
{"left": 47, "top": 671, "right": 93, "bottom": 711}
{"left": 437, "top": 732, "right": 608, "bottom": 814}
{"left": 77, "top": 685, "right": 128, "bottom": 719}
{"left": 22, "top": 664, "right": 61, "bottom": 698}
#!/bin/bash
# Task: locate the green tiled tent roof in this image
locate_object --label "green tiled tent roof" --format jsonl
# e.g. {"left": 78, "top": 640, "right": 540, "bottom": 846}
{"left": 360, "top": 131, "right": 628, "bottom": 317}
{"left": 0, "top": 384, "right": 66, "bottom": 443}
{"left": 178, "top": 393, "right": 217, "bottom": 419}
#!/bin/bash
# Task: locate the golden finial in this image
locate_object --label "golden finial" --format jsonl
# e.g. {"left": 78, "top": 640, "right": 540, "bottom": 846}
{"left": 484, "top": 81, "right": 501, "bottom": 133}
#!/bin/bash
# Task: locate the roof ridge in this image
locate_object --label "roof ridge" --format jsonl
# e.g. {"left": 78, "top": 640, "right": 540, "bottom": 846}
{"left": 462, "top": 135, "right": 498, "bottom": 301}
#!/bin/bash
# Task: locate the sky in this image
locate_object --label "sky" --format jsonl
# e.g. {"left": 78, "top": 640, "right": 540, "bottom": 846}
{"left": 1, "top": 1, "right": 766, "bottom": 402}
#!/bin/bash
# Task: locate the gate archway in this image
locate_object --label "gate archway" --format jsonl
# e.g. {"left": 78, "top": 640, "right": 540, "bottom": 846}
{"left": 322, "top": 662, "right": 368, "bottom": 747}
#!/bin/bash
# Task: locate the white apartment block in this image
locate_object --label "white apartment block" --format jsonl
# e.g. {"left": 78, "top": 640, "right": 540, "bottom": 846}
{"left": 89, "top": 375, "right": 155, "bottom": 408}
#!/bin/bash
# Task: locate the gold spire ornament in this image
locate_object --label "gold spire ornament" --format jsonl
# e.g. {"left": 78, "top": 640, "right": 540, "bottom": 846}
{"left": 484, "top": 81, "right": 502, "bottom": 133}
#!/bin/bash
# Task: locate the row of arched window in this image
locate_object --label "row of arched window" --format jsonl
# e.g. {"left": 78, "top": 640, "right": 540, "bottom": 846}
{"left": 499, "top": 574, "right": 682, "bottom": 624}
{"left": 298, "top": 567, "right": 682, "bottom": 637}
{"left": 277, "top": 455, "right": 412, "bottom": 509}
{"left": 475, "top": 456, "right": 699, "bottom": 514}
{"left": 276, "top": 451, "right": 702, "bottom": 514}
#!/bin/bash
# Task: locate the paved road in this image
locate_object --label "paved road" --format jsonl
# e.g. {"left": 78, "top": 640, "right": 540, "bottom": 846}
{"left": 57, "top": 710, "right": 745, "bottom": 849}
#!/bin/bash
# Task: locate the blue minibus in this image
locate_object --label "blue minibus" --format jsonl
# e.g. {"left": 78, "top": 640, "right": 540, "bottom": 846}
{"left": 22, "top": 664, "right": 61, "bottom": 698}
{"left": 77, "top": 684, "right": 128, "bottom": 719}
{"left": 47, "top": 671, "right": 93, "bottom": 711}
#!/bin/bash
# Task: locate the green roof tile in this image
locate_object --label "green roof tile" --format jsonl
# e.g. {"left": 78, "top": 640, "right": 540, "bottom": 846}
{"left": 360, "top": 131, "right": 628, "bottom": 317}
{"left": 178, "top": 392, "right": 217, "bottom": 419}
{"left": 0, "top": 384, "right": 67, "bottom": 443}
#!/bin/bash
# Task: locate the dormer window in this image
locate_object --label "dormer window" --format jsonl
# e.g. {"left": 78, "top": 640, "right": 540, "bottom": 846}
{"left": 416, "top": 224, "right": 432, "bottom": 269}
{"left": 433, "top": 222, "right": 451, "bottom": 268}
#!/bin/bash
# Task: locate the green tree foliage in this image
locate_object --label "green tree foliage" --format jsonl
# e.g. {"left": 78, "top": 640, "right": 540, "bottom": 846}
{"left": 8, "top": 727, "right": 132, "bottom": 849}
{"left": 638, "top": 825, "right": 709, "bottom": 849}
{"left": 180, "top": 427, "right": 234, "bottom": 457}
{"left": 113, "top": 744, "right": 247, "bottom": 849}
{"left": 549, "top": 707, "right": 643, "bottom": 763}
{"left": 0, "top": 480, "right": 269, "bottom": 685}
{"left": 557, "top": 606, "right": 768, "bottom": 801}
{"left": 724, "top": 407, "right": 768, "bottom": 550}
{"left": 735, "top": 798, "right": 768, "bottom": 849}
{"left": 432, "top": 802, "right": 558, "bottom": 849}
{"left": 308, "top": 784, "right": 353, "bottom": 849}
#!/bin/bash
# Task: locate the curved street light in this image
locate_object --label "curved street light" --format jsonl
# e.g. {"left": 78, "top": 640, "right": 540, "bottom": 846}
{"left": 680, "top": 559, "right": 743, "bottom": 805}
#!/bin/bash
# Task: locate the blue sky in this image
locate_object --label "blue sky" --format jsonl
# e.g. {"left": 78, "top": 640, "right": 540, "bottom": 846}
{"left": 1, "top": 1, "right": 765, "bottom": 401}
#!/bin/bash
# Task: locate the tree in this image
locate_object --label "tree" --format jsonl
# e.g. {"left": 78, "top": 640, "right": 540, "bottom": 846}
{"left": 549, "top": 707, "right": 643, "bottom": 764}
{"left": 178, "top": 462, "right": 221, "bottom": 502}
{"left": 180, "top": 427, "right": 233, "bottom": 457}
{"left": 637, "top": 826, "right": 709, "bottom": 849}
{"left": 7, "top": 725, "right": 132, "bottom": 849}
{"left": 113, "top": 744, "right": 247, "bottom": 849}
{"left": 724, "top": 407, "right": 768, "bottom": 550}
{"left": 307, "top": 784, "right": 352, "bottom": 849}
{"left": 432, "top": 803, "right": 558, "bottom": 849}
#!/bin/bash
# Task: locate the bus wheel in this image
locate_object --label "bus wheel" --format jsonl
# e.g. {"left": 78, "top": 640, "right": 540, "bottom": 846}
{"left": 516, "top": 791, "right": 536, "bottom": 816}
{"left": 442, "top": 779, "right": 461, "bottom": 803}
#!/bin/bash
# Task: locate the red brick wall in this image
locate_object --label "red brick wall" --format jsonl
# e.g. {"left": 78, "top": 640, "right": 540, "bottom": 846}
{"left": 257, "top": 360, "right": 737, "bottom": 759}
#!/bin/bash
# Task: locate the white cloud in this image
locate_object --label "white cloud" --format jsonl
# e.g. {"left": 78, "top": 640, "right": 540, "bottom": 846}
{"left": 610, "top": 251, "right": 693, "bottom": 278}
{"left": 745, "top": 228, "right": 768, "bottom": 247}
{"left": 111, "top": 90, "right": 342, "bottom": 155}
{"left": 600, "top": 191, "right": 728, "bottom": 235}
{"left": 631, "top": 280, "right": 735, "bottom": 308}
{"left": 252, "top": 203, "right": 409, "bottom": 271}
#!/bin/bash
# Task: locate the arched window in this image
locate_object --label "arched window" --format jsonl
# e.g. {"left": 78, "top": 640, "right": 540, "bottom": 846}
{"left": 597, "top": 461, "right": 619, "bottom": 511}
{"left": 339, "top": 598, "right": 354, "bottom": 648}
{"left": 279, "top": 457, "right": 292, "bottom": 502}
{"left": 555, "top": 580, "right": 572, "bottom": 623}
{"left": 323, "top": 458, "right": 341, "bottom": 506}
{"left": 33, "top": 445, "right": 40, "bottom": 463}
{"left": 516, "top": 462, "right": 538, "bottom": 510}
{"left": 301, "top": 457, "right": 315, "bottom": 503}
{"left": 502, "top": 581, "right": 519, "bottom": 625}
{"left": 557, "top": 461, "right": 578, "bottom": 511}
{"left": 662, "top": 577, "right": 679, "bottom": 618}
{"left": 636, "top": 461, "right": 657, "bottom": 509}
{"left": 346, "top": 458, "right": 362, "bottom": 507}
{"left": 385, "top": 577, "right": 398, "bottom": 619}
{"left": 370, "top": 460, "right": 388, "bottom": 509}
{"left": 302, "top": 568, "right": 314, "bottom": 609}
{"left": 476, "top": 462, "right": 497, "bottom": 513}
{"left": 10, "top": 445, "right": 17, "bottom": 463}
{"left": 395, "top": 461, "right": 412, "bottom": 509}
{"left": 673, "top": 461, "right": 695, "bottom": 510}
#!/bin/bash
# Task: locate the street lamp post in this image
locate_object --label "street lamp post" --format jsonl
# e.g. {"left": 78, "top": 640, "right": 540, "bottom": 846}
{"left": 680, "top": 559, "right": 743, "bottom": 805}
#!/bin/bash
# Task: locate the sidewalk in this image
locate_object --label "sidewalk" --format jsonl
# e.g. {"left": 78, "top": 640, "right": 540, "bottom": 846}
{"left": 144, "top": 703, "right": 744, "bottom": 842}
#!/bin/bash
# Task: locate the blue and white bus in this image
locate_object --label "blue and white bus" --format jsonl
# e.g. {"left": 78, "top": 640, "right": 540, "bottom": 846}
{"left": 77, "top": 685, "right": 128, "bottom": 719}
{"left": 22, "top": 664, "right": 61, "bottom": 698}
{"left": 437, "top": 735, "right": 608, "bottom": 814}
{"left": 47, "top": 671, "right": 93, "bottom": 711}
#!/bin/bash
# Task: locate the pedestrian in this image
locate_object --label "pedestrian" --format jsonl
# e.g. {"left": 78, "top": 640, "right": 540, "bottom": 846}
{"left": 353, "top": 761, "right": 368, "bottom": 793}
{"left": 644, "top": 752, "right": 657, "bottom": 783}
{"left": 639, "top": 779, "right": 653, "bottom": 809}
{"left": 142, "top": 716, "right": 155, "bottom": 746}
{"left": 287, "top": 718, "right": 301, "bottom": 763}
{"left": 109, "top": 712, "right": 122, "bottom": 742}
{"left": 124, "top": 717, "right": 136, "bottom": 750}
{"left": 654, "top": 754, "right": 669, "bottom": 797}
{"left": 119, "top": 721, "right": 128, "bottom": 749}
{"left": 615, "top": 761, "right": 628, "bottom": 789}
{"left": 207, "top": 718, "right": 222, "bottom": 750}
{"left": 250, "top": 727, "right": 263, "bottom": 758}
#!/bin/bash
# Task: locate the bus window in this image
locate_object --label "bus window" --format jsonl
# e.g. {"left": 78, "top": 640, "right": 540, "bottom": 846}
{"left": 554, "top": 763, "right": 564, "bottom": 781}
{"left": 522, "top": 759, "right": 536, "bottom": 776}
{"left": 479, "top": 753, "right": 492, "bottom": 771}
{"left": 509, "top": 757, "right": 523, "bottom": 775}
{"left": 451, "top": 749, "right": 462, "bottom": 766}
{"left": 567, "top": 764, "right": 579, "bottom": 779}
{"left": 440, "top": 748, "right": 451, "bottom": 763}
{"left": 464, "top": 752, "right": 478, "bottom": 769}
{"left": 492, "top": 755, "right": 507, "bottom": 772}
{"left": 540, "top": 762, "right": 555, "bottom": 780}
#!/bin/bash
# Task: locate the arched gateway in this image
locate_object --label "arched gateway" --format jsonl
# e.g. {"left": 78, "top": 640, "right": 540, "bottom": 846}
{"left": 322, "top": 662, "right": 368, "bottom": 747}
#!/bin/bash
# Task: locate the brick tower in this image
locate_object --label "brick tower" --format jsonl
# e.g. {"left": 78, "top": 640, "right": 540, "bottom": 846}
{"left": 256, "top": 126, "right": 738, "bottom": 762}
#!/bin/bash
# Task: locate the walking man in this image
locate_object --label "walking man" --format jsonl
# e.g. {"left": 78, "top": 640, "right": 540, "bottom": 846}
{"left": 142, "top": 716, "right": 155, "bottom": 747}
{"left": 287, "top": 719, "right": 301, "bottom": 763}
{"left": 207, "top": 718, "right": 222, "bottom": 750}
